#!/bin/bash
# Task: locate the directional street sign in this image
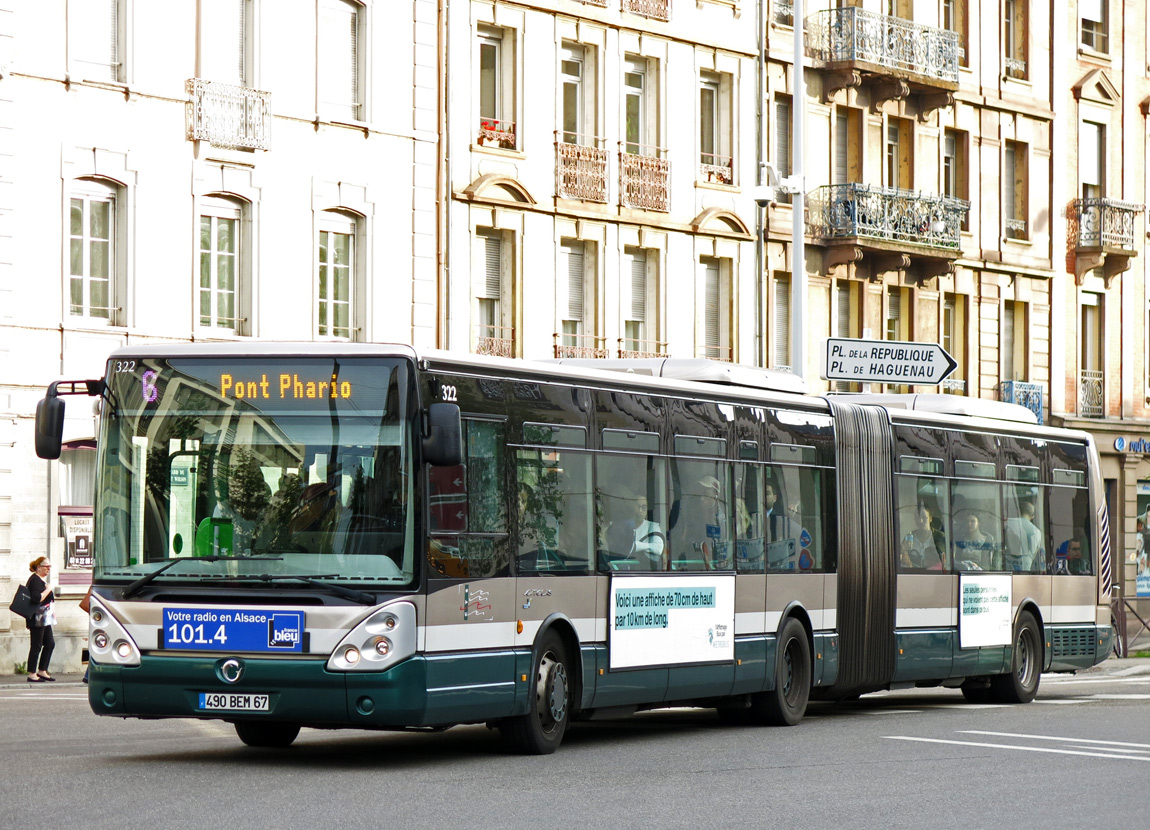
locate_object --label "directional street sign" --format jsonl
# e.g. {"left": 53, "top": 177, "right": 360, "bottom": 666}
{"left": 821, "top": 337, "right": 957, "bottom": 385}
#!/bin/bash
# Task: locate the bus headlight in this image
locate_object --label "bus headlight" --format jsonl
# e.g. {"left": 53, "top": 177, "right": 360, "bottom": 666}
{"left": 327, "top": 602, "right": 415, "bottom": 672}
{"left": 88, "top": 598, "right": 142, "bottom": 667}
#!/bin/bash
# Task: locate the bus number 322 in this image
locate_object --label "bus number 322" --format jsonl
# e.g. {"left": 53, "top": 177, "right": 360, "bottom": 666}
{"left": 167, "top": 623, "right": 228, "bottom": 646}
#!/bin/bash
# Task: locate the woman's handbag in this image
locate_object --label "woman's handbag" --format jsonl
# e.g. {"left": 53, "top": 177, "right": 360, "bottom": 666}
{"left": 8, "top": 585, "right": 35, "bottom": 620}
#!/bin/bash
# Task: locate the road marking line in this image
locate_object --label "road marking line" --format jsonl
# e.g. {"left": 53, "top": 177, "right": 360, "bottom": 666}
{"left": 960, "top": 730, "right": 1150, "bottom": 749}
{"left": 886, "top": 736, "right": 1150, "bottom": 762}
{"left": 1042, "top": 676, "right": 1150, "bottom": 685}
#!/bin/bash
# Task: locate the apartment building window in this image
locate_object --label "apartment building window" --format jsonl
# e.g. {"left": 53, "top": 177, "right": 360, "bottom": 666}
{"left": 1003, "top": 0, "right": 1027, "bottom": 80}
{"left": 559, "top": 239, "right": 595, "bottom": 350}
{"left": 320, "top": 0, "right": 364, "bottom": 122}
{"left": 69, "top": 181, "right": 118, "bottom": 322}
{"left": 198, "top": 196, "right": 245, "bottom": 332}
{"left": 1080, "top": 0, "right": 1109, "bottom": 53}
{"left": 200, "top": 0, "right": 251, "bottom": 85}
{"left": 833, "top": 281, "right": 854, "bottom": 391}
{"left": 943, "top": 129, "right": 969, "bottom": 229}
{"left": 624, "top": 55, "right": 658, "bottom": 155}
{"left": 1004, "top": 141, "right": 1028, "bottom": 240}
{"left": 1079, "top": 121, "right": 1104, "bottom": 200}
{"left": 622, "top": 247, "right": 659, "bottom": 356}
{"left": 943, "top": 0, "right": 969, "bottom": 67}
{"left": 1001, "top": 299, "right": 1027, "bottom": 382}
{"left": 886, "top": 286, "right": 907, "bottom": 341}
{"left": 70, "top": 0, "right": 124, "bottom": 83}
{"left": 1080, "top": 292, "right": 1103, "bottom": 416}
{"left": 699, "top": 71, "right": 733, "bottom": 185}
{"left": 317, "top": 211, "right": 356, "bottom": 339}
{"left": 475, "top": 229, "right": 515, "bottom": 357}
{"left": 699, "top": 257, "right": 732, "bottom": 361}
{"left": 561, "top": 44, "right": 597, "bottom": 145}
{"left": 774, "top": 96, "right": 792, "bottom": 201}
{"left": 885, "top": 118, "right": 911, "bottom": 190}
{"left": 478, "top": 26, "right": 516, "bottom": 148}
{"left": 773, "top": 274, "right": 791, "bottom": 371}
{"left": 943, "top": 292, "right": 966, "bottom": 392}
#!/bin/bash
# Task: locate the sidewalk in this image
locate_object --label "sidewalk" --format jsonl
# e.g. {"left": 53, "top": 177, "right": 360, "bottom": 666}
{"left": 0, "top": 672, "right": 86, "bottom": 688}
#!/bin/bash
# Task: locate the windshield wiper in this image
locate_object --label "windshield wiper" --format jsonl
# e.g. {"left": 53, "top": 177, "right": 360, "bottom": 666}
{"left": 251, "top": 573, "right": 375, "bottom": 605}
{"left": 121, "top": 554, "right": 283, "bottom": 599}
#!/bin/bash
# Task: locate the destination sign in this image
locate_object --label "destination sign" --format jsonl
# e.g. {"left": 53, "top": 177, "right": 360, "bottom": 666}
{"left": 821, "top": 337, "right": 957, "bottom": 385}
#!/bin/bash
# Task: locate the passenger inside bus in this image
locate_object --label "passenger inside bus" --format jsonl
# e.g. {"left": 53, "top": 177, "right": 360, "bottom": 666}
{"left": 900, "top": 503, "right": 946, "bottom": 570}
{"left": 952, "top": 511, "right": 994, "bottom": 570}
{"left": 600, "top": 488, "right": 665, "bottom": 571}
{"left": 1005, "top": 499, "right": 1044, "bottom": 572}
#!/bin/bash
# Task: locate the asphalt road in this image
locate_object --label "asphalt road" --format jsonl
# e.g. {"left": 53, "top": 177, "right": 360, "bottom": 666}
{"left": 3, "top": 660, "right": 1148, "bottom": 830}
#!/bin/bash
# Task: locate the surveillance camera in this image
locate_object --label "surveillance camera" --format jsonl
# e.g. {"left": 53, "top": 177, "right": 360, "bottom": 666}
{"left": 752, "top": 185, "right": 777, "bottom": 207}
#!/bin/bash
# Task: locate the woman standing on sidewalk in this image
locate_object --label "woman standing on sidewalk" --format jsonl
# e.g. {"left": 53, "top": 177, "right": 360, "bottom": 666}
{"left": 25, "top": 557, "right": 56, "bottom": 682}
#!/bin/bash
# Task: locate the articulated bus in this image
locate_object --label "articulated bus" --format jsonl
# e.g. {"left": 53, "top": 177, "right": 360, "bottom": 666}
{"left": 34, "top": 343, "right": 1114, "bottom": 752}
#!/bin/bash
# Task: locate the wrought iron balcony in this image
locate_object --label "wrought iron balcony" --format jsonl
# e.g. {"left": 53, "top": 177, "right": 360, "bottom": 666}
{"left": 696, "top": 344, "right": 732, "bottom": 362}
{"left": 806, "top": 7, "right": 960, "bottom": 89}
{"left": 773, "top": 1, "right": 794, "bottom": 26}
{"left": 940, "top": 378, "right": 966, "bottom": 395}
{"left": 554, "top": 333, "right": 608, "bottom": 359}
{"left": 623, "top": 0, "right": 670, "bottom": 22}
{"left": 619, "top": 144, "right": 669, "bottom": 212}
{"left": 1072, "top": 198, "right": 1144, "bottom": 254}
{"left": 1078, "top": 370, "right": 1104, "bottom": 418}
{"left": 618, "top": 338, "right": 667, "bottom": 359}
{"left": 186, "top": 78, "right": 271, "bottom": 151}
{"left": 807, "top": 184, "right": 969, "bottom": 251}
{"left": 1005, "top": 217, "right": 1027, "bottom": 240}
{"left": 1004, "top": 56, "right": 1027, "bottom": 80}
{"left": 556, "top": 134, "right": 608, "bottom": 203}
{"left": 999, "top": 380, "right": 1043, "bottom": 425}
{"left": 477, "top": 118, "right": 516, "bottom": 150}
{"left": 475, "top": 325, "right": 515, "bottom": 358}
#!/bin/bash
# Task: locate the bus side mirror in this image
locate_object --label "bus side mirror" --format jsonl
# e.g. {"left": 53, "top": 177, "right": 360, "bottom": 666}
{"left": 35, "top": 396, "right": 65, "bottom": 460}
{"left": 423, "top": 403, "right": 462, "bottom": 466}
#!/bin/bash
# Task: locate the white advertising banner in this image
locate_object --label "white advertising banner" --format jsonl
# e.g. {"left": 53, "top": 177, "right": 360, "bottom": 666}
{"left": 609, "top": 574, "right": 735, "bottom": 669}
{"left": 958, "top": 574, "right": 1013, "bottom": 648}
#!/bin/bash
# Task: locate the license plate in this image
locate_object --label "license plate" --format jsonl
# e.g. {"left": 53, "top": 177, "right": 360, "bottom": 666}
{"left": 198, "top": 692, "right": 270, "bottom": 712}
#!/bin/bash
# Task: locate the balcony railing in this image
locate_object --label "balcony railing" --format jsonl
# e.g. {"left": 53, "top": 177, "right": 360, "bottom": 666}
{"left": 696, "top": 344, "right": 732, "bottom": 362}
{"left": 773, "top": 1, "right": 794, "bottom": 26}
{"left": 1005, "top": 217, "right": 1027, "bottom": 240}
{"left": 1004, "top": 56, "right": 1027, "bottom": 79}
{"left": 618, "top": 338, "right": 668, "bottom": 359}
{"left": 623, "top": 0, "right": 670, "bottom": 22}
{"left": 475, "top": 325, "right": 515, "bottom": 358}
{"left": 940, "top": 378, "right": 966, "bottom": 395}
{"left": 556, "top": 134, "right": 608, "bottom": 203}
{"left": 807, "top": 183, "right": 969, "bottom": 250}
{"left": 186, "top": 78, "right": 271, "bottom": 151}
{"left": 1073, "top": 198, "right": 1144, "bottom": 253}
{"left": 999, "top": 380, "right": 1043, "bottom": 424}
{"left": 1078, "top": 370, "right": 1104, "bottom": 418}
{"left": 699, "top": 153, "right": 733, "bottom": 185}
{"left": 554, "top": 333, "right": 609, "bottom": 359}
{"left": 806, "top": 7, "right": 960, "bottom": 86}
{"left": 477, "top": 118, "right": 516, "bottom": 149}
{"left": 620, "top": 145, "right": 670, "bottom": 212}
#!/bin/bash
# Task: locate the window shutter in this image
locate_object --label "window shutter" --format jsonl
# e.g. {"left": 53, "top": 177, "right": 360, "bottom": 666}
{"left": 1004, "top": 145, "right": 1017, "bottom": 219}
{"left": 202, "top": 0, "right": 246, "bottom": 84}
{"left": 775, "top": 100, "right": 791, "bottom": 177}
{"left": 774, "top": 278, "right": 790, "bottom": 365}
{"left": 1002, "top": 301, "right": 1016, "bottom": 380}
{"left": 834, "top": 112, "right": 848, "bottom": 184}
{"left": 704, "top": 260, "right": 720, "bottom": 347}
{"left": 835, "top": 283, "right": 850, "bottom": 339}
{"left": 482, "top": 234, "right": 501, "bottom": 299}
{"left": 629, "top": 250, "right": 646, "bottom": 322}
{"left": 322, "top": 0, "right": 359, "bottom": 117}
{"left": 563, "top": 242, "right": 584, "bottom": 324}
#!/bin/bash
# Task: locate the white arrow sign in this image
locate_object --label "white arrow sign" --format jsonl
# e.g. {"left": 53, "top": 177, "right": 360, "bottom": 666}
{"left": 821, "top": 337, "right": 957, "bottom": 385}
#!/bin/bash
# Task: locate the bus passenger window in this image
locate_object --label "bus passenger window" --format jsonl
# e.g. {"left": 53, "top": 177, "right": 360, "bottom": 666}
{"left": 1004, "top": 487, "right": 1045, "bottom": 573}
{"left": 1049, "top": 480, "right": 1091, "bottom": 575}
{"left": 667, "top": 458, "right": 733, "bottom": 571}
{"left": 764, "top": 465, "right": 823, "bottom": 572}
{"left": 734, "top": 464, "right": 764, "bottom": 572}
{"left": 896, "top": 476, "right": 948, "bottom": 571}
{"left": 426, "top": 420, "right": 510, "bottom": 578}
{"left": 595, "top": 454, "right": 667, "bottom": 572}
{"left": 515, "top": 448, "right": 592, "bottom": 574}
{"left": 950, "top": 481, "right": 1002, "bottom": 571}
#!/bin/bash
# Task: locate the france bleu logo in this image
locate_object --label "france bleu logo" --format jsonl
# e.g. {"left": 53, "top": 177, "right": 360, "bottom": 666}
{"left": 267, "top": 613, "right": 303, "bottom": 649}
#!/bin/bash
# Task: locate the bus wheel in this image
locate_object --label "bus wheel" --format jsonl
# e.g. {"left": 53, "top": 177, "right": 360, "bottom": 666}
{"left": 234, "top": 720, "right": 300, "bottom": 748}
{"left": 751, "top": 617, "right": 811, "bottom": 726}
{"left": 989, "top": 611, "right": 1042, "bottom": 704}
{"left": 502, "top": 632, "right": 570, "bottom": 754}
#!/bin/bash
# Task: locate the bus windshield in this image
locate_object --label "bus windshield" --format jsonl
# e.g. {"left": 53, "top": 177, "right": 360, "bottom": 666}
{"left": 94, "top": 356, "right": 416, "bottom": 588}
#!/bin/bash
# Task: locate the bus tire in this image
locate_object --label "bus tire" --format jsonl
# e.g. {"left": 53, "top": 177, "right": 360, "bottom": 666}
{"left": 501, "top": 632, "right": 570, "bottom": 754}
{"left": 752, "top": 617, "right": 811, "bottom": 726}
{"left": 989, "top": 611, "right": 1042, "bottom": 704}
{"left": 235, "top": 720, "right": 300, "bottom": 748}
